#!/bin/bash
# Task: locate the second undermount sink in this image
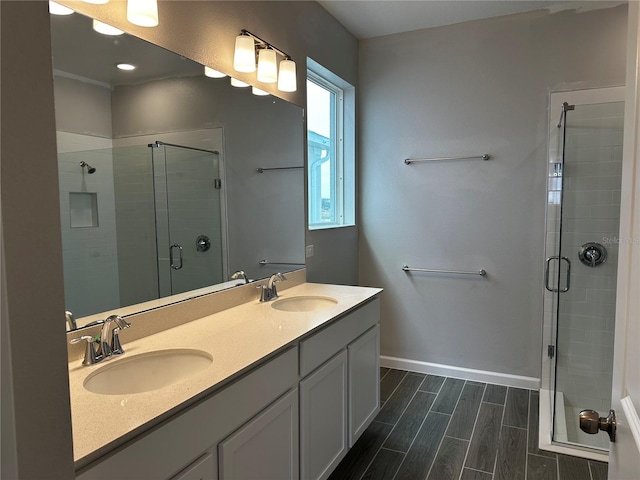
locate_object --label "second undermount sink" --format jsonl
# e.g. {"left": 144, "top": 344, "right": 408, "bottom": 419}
{"left": 84, "top": 349, "right": 213, "bottom": 395}
{"left": 271, "top": 296, "right": 338, "bottom": 312}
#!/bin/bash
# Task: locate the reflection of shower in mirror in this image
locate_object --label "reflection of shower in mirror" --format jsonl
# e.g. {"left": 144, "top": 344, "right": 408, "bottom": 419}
{"left": 79, "top": 161, "right": 96, "bottom": 174}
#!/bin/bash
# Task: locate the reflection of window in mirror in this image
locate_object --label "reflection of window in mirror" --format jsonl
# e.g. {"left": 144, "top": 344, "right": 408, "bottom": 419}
{"left": 307, "top": 59, "right": 355, "bottom": 230}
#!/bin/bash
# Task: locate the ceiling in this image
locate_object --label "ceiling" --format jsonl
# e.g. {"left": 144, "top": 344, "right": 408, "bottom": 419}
{"left": 317, "top": 1, "right": 622, "bottom": 39}
{"left": 50, "top": 12, "right": 202, "bottom": 86}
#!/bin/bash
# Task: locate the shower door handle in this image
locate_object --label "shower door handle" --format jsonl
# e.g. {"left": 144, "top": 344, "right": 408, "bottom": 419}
{"left": 170, "top": 244, "right": 183, "bottom": 270}
{"left": 545, "top": 256, "right": 571, "bottom": 292}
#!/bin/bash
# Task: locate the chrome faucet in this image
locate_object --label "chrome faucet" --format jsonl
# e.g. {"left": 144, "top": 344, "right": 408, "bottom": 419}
{"left": 65, "top": 310, "right": 77, "bottom": 330}
{"left": 231, "top": 270, "right": 249, "bottom": 284}
{"left": 258, "top": 273, "right": 287, "bottom": 302}
{"left": 98, "top": 314, "right": 131, "bottom": 357}
{"left": 69, "top": 314, "right": 132, "bottom": 366}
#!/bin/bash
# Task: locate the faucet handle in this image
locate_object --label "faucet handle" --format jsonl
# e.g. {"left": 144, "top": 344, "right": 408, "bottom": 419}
{"left": 111, "top": 327, "right": 125, "bottom": 355}
{"left": 70, "top": 335, "right": 101, "bottom": 366}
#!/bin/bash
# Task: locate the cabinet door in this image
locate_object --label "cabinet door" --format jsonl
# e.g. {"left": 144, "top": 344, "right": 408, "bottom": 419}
{"left": 348, "top": 325, "right": 380, "bottom": 446}
{"left": 218, "top": 389, "right": 299, "bottom": 480}
{"left": 170, "top": 452, "right": 216, "bottom": 480}
{"left": 300, "top": 350, "right": 348, "bottom": 480}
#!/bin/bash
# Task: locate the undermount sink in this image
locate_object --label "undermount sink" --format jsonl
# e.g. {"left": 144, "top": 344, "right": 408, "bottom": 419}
{"left": 271, "top": 296, "right": 338, "bottom": 312}
{"left": 84, "top": 349, "right": 213, "bottom": 395}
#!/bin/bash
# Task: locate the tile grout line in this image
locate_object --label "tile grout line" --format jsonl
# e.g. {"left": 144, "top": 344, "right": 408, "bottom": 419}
{"left": 382, "top": 370, "right": 409, "bottom": 406}
{"left": 457, "top": 383, "right": 488, "bottom": 480}
{"left": 423, "top": 379, "right": 467, "bottom": 480}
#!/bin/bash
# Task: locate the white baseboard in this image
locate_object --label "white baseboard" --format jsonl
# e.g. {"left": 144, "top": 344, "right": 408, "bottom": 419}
{"left": 380, "top": 355, "right": 540, "bottom": 390}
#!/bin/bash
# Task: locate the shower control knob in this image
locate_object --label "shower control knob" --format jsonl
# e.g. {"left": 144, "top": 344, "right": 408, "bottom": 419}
{"left": 579, "top": 409, "right": 616, "bottom": 442}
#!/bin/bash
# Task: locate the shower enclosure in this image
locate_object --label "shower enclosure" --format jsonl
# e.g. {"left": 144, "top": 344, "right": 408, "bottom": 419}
{"left": 541, "top": 87, "right": 625, "bottom": 459}
{"left": 58, "top": 140, "right": 225, "bottom": 318}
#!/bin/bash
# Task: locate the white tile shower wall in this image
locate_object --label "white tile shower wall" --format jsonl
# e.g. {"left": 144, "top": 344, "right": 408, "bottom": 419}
{"left": 556, "top": 102, "right": 624, "bottom": 427}
{"left": 56, "top": 132, "right": 120, "bottom": 318}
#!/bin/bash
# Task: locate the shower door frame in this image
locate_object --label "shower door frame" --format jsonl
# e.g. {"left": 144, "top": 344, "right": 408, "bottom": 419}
{"left": 539, "top": 86, "right": 625, "bottom": 462}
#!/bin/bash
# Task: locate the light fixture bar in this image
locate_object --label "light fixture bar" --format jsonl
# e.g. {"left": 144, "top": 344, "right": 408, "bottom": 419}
{"left": 240, "top": 29, "right": 291, "bottom": 62}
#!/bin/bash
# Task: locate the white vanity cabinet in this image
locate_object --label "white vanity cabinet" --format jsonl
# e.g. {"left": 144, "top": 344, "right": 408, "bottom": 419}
{"left": 75, "top": 296, "right": 381, "bottom": 480}
{"left": 299, "top": 298, "right": 380, "bottom": 480}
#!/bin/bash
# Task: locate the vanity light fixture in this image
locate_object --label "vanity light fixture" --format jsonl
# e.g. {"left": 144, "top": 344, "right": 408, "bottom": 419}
{"left": 252, "top": 86, "right": 269, "bottom": 96}
{"left": 49, "top": 1, "right": 74, "bottom": 15}
{"left": 117, "top": 63, "right": 136, "bottom": 71}
{"left": 93, "top": 19, "right": 124, "bottom": 36}
{"left": 230, "top": 78, "right": 250, "bottom": 88}
{"left": 204, "top": 66, "right": 227, "bottom": 78}
{"left": 127, "top": 0, "right": 158, "bottom": 27}
{"left": 233, "top": 29, "right": 297, "bottom": 92}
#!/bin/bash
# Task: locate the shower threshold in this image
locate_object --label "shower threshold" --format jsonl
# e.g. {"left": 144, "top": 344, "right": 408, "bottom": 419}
{"left": 538, "top": 388, "right": 609, "bottom": 463}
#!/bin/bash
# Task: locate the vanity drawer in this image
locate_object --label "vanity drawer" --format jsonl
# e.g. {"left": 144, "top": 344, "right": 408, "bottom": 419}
{"left": 299, "top": 298, "right": 379, "bottom": 378}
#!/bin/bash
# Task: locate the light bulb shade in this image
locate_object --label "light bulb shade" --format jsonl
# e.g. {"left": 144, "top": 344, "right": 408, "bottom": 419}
{"left": 204, "top": 66, "right": 226, "bottom": 78}
{"left": 252, "top": 86, "right": 269, "bottom": 96}
{"left": 233, "top": 35, "right": 256, "bottom": 73}
{"left": 127, "top": 0, "right": 158, "bottom": 27}
{"left": 257, "top": 48, "right": 278, "bottom": 83}
{"left": 82, "top": 0, "right": 109, "bottom": 4}
{"left": 230, "top": 78, "right": 250, "bottom": 88}
{"left": 277, "top": 59, "right": 297, "bottom": 92}
{"left": 49, "top": 1, "right": 74, "bottom": 15}
{"left": 93, "top": 19, "right": 124, "bottom": 35}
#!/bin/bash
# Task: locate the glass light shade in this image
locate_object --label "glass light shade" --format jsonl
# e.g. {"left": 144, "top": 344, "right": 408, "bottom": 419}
{"left": 252, "top": 87, "right": 269, "bottom": 96}
{"left": 49, "top": 1, "right": 74, "bottom": 15}
{"left": 127, "top": 0, "right": 159, "bottom": 27}
{"left": 257, "top": 48, "right": 278, "bottom": 83}
{"left": 93, "top": 19, "right": 124, "bottom": 36}
{"left": 233, "top": 35, "right": 256, "bottom": 73}
{"left": 230, "top": 78, "right": 250, "bottom": 88}
{"left": 204, "top": 66, "right": 226, "bottom": 78}
{"left": 277, "top": 59, "right": 297, "bottom": 92}
{"left": 82, "top": 0, "right": 109, "bottom": 4}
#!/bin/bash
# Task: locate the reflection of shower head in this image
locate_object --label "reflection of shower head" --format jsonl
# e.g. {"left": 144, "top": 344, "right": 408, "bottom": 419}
{"left": 80, "top": 161, "right": 96, "bottom": 174}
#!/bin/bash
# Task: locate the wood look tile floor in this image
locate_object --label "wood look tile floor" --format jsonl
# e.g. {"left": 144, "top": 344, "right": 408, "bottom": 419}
{"left": 329, "top": 368, "right": 608, "bottom": 480}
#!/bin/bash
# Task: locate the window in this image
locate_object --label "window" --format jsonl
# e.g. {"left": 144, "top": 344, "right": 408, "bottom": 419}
{"left": 307, "top": 60, "right": 354, "bottom": 229}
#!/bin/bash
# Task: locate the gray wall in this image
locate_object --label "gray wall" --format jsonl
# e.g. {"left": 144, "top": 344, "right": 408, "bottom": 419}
{"left": 61, "top": 0, "right": 361, "bottom": 286}
{"left": 358, "top": 6, "right": 628, "bottom": 379}
{"left": 1, "top": 2, "right": 357, "bottom": 474}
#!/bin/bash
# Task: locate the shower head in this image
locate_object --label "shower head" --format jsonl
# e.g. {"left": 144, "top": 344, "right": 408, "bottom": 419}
{"left": 80, "top": 161, "right": 96, "bottom": 174}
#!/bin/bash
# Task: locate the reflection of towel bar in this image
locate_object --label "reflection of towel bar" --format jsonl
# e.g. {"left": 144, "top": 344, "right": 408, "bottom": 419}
{"left": 404, "top": 154, "right": 490, "bottom": 164}
{"left": 259, "top": 259, "right": 305, "bottom": 266}
{"left": 402, "top": 265, "right": 486, "bottom": 276}
{"left": 256, "top": 166, "right": 304, "bottom": 173}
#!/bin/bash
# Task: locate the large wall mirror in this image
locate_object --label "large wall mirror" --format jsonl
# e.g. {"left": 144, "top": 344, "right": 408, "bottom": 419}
{"left": 50, "top": 12, "right": 305, "bottom": 329}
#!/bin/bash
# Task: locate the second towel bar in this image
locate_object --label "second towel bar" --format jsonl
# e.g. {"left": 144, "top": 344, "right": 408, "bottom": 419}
{"left": 402, "top": 265, "right": 486, "bottom": 276}
{"left": 404, "top": 154, "right": 490, "bottom": 164}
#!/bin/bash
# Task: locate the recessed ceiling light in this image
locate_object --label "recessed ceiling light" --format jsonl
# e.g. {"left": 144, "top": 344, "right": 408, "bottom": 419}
{"left": 117, "top": 63, "right": 136, "bottom": 71}
{"left": 49, "top": 1, "right": 74, "bottom": 15}
{"left": 93, "top": 19, "right": 124, "bottom": 36}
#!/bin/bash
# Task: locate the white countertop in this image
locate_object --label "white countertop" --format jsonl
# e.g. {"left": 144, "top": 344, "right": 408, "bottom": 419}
{"left": 68, "top": 282, "right": 381, "bottom": 467}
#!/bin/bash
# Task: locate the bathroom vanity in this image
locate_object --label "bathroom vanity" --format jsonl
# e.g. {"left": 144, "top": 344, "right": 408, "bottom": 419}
{"left": 69, "top": 282, "right": 381, "bottom": 480}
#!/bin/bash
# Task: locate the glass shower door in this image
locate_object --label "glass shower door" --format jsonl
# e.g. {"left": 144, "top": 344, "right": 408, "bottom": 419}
{"left": 151, "top": 142, "right": 224, "bottom": 297}
{"left": 550, "top": 100, "right": 624, "bottom": 450}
